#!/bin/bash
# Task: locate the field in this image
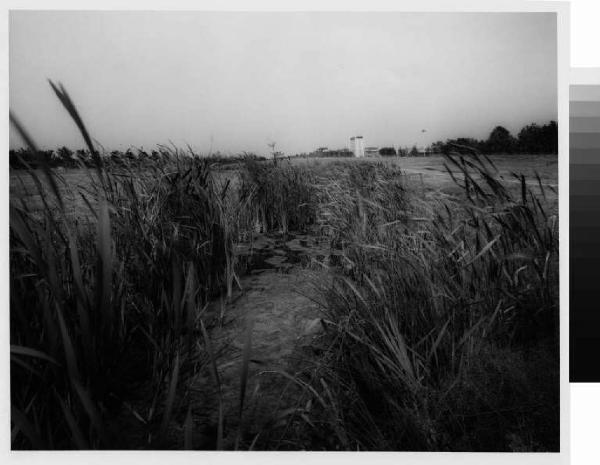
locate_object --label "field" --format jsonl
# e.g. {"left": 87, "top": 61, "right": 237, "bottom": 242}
{"left": 10, "top": 154, "right": 558, "bottom": 215}
{"left": 9, "top": 149, "right": 559, "bottom": 451}
{"left": 8, "top": 6, "right": 565, "bottom": 453}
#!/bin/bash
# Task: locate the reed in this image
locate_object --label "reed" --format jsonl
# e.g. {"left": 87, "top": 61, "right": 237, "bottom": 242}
{"left": 9, "top": 83, "right": 253, "bottom": 449}
{"left": 240, "top": 158, "right": 318, "bottom": 234}
{"left": 294, "top": 151, "right": 559, "bottom": 451}
{"left": 9, "top": 82, "right": 559, "bottom": 452}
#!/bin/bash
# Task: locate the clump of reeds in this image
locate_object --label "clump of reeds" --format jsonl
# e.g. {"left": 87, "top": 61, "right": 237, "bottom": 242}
{"left": 290, "top": 151, "right": 559, "bottom": 451}
{"left": 240, "top": 158, "right": 318, "bottom": 234}
{"left": 9, "top": 82, "right": 560, "bottom": 452}
{"left": 9, "top": 83, "right": 254, "bottom": 449}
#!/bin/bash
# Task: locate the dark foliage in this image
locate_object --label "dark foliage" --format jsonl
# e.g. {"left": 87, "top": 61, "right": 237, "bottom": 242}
{"left": 9, "top": 147, "right": 266, "bottom": 170}
{"left": 432, "top": 121, "right": 558, "bottom": 155}
{"left": 378, "top": 147, "right": 397, "bottom": 156}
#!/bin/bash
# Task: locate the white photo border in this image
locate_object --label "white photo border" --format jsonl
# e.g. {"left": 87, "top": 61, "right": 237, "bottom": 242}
{"left": 0, "top": 2, "right": 570, "bottom": 465}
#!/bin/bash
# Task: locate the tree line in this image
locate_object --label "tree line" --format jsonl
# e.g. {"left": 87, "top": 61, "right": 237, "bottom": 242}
{"left": 432, "top": 121, "right": 558, "bottom": 155}
{"left": 9, "top": 120, "right": 558, "bottom": 169}
{"left": 8, "top": 147, "right": 266, "bottom": 169}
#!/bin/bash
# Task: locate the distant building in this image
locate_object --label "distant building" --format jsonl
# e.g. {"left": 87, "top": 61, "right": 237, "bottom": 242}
{"left": 327, "top": 148, "right": 353, "bottom": 157}
{"left": 364, "top": 146, "right": 379, "bottom": 156}
{"left": 317, "top": 137, "right": 432, "bottom": 158}
{"left": 350, "top": 136, "right": 365, "bottom": 158}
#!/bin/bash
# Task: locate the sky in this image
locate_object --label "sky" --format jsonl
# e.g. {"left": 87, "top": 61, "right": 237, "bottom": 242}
{"left": 9, "top": 11, "right": 557, "bottom": 155}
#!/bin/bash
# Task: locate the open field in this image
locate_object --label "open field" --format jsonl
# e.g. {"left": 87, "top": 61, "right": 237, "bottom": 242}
{"left": 9, "top": 7, "right": 562, "bottom": 454}
{"left": 289, "top": 154, "right": 558, "bottom": 198}
{"left": 10, "top": 153, "right": 558, "bottom": 215}
{"left": 289, "top": 153, "right": 558, "bottom": 181}
{"left": 10, "top": 151, "right": 559, "bottom": 451}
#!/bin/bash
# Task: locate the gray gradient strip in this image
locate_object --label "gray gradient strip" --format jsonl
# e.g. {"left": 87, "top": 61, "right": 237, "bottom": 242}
{"left": 570, "top": 132, "right": 600, "bottom": 149}
{"left": 570, "top": 101, "right": 600, "bottom": 117}
{"left": 569, "top": 150, "right": 600, "bottom": 165}
{"left": 570, "top": 117, "right": 600, "bottom": 132}
{"left": 570, "top": 85, "right": 600, "bottom": 101}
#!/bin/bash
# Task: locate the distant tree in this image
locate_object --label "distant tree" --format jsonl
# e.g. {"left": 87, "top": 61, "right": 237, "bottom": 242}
{"left": 396, "top": 147, "right": 408, "bottom": 157}
{"left": 485, "top": 126, "right": 517, "bottom": 154}
{"left": 430, "top": 142, "right": 445, "bottom": 154}
{"left": 267, "top": 141, "right": 277, "bottom": 164}
{"left": 379, "top": 147, "right": 397, "bottom": 156}
{"left": 518, "top": 124, "right": 541, "bottom": 153}
{"left": 543, "top": 120, "right": 559, "bottom": 153}
{"left": 9, "top": 149, "right": 24, "bottom": 168}
{"left": 426, "top": 120, "right": 558, "bottom": 158}
{"left": 517, "top": 121, "right": 558, "bottom": 154}
{"left": 436, "top": 137, "right": 483, "bottom": 155}
{"left": 455, "top": 138, "right": 483, "bottom": 151}
{"left": 9, "top": 148, "right": 56, "bottom": 168}
{"left": 74, "top": 149, "right": 90, "bottom": 165}
{"left": 57, "top": 146, "right": 73, "bottom": 161}
{"left": 409, "top": 145, "right": 419, "bottom": 156}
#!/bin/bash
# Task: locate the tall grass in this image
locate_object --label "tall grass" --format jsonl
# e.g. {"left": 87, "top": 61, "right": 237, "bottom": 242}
{"left": 240, "top": 158, "right": 318, "bottom": 234}
{"left": 287, "top": 152, "right": 559, "bottom": 451}
{"left": 10, "top": 82, "right": 559, "bottom": 451}
{"left": 9, "top": 85, "right": 254, "bottom": 449}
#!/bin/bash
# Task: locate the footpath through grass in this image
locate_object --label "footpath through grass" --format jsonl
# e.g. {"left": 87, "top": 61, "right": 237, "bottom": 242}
{"left": 10, "top": 83, "right": 559, "bottom": 451}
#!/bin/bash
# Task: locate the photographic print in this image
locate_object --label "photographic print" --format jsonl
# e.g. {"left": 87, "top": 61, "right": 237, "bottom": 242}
{"left": 9, "top": 8, "right": 561, "bottom": 452}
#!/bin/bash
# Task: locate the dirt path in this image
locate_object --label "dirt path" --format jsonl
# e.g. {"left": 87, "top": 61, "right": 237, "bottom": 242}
{"left": 191, "top": 233, "right": 330, "bottom": 450}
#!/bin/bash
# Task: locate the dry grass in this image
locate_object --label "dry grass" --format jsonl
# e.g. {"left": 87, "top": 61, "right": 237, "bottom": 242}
{"left": 10, "top": 84, "right": 257, "bottom": 449}
{"left": 279, "top": 152, "right": 559, "bottom": 451}
{"left": 10, "top": 82, "right": 559, "bottom": 451}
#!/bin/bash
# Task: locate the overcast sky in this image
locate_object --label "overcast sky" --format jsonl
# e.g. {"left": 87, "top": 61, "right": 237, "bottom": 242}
{"left": 9, "top": 11, "right": 557, "bottom": 155}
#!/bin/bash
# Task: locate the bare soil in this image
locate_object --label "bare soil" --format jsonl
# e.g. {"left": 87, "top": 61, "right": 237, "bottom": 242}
{"left": 188, "top": 232, "right": 330, "bottom": 450}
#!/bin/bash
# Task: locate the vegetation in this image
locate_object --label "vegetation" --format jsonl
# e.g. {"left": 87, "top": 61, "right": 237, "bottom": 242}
{"left": 10, "top": 83, "right": 559, "bottom": 451}
{"left": 240, "top": 158, "right": 318, "bottom": 234}
{"left": 10, "top": 83, "right": 260, "bottom": 449}
{"left": 378, "top": 147, "right": 397, "bottom": 156}
{"left": 9, "top": 146, "right": 266, "bottom": 170}
{"left": 237, "top": 154, "right": 558, "bottom": 451}
{"left": 433, "top": 121, "right": 558, "bottom": 155}
{"left": 10, "top": 151, "right": 258, "bottom": 449}
{"left": 299, "top": 154, "right": 558, "bottom": 450}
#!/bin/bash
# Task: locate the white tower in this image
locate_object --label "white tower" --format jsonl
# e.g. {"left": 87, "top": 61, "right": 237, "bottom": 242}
{"left": 350, "top": 136, "right": 365, "bottom": 158}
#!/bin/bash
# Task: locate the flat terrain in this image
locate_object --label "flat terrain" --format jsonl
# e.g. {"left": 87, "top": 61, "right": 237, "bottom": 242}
{"left": 193, "top": 232, "right": 331, "bottom": 449}
{"left": 289, "top": 154, "right": 558, "bottom": 194}
{"left": 10, "top": 154, "right": 559, "bottom": 208}
{"left": 10, "top": 153, "right": 559, "bottom": 450}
